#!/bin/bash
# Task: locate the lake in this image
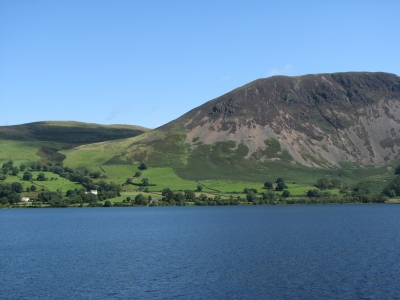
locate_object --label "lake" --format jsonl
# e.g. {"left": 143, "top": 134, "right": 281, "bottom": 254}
{"left": 1, "top": 205, "right": 400, "bottom": 299}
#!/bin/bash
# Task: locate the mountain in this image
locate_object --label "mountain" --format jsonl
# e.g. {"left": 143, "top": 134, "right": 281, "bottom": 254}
{"left": 83, "top": 72, "right": 399, "bottom": 179}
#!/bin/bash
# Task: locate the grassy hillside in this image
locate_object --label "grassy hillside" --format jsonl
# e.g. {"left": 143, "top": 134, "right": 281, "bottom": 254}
{"left": 0, "top": 121, "right": 149, "bottom": 146}
{"left": 0, "top": 121, "right": 149, "bottom": 166}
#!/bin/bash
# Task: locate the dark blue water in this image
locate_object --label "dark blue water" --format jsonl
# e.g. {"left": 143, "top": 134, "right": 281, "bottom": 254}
{"left": 1, "top": 205, "right": 400, "bottom": 299}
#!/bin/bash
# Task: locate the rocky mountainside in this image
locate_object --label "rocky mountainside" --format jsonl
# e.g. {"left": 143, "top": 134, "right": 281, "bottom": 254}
{"left": 149, "top": 72, "right": 400, "bottom": 168}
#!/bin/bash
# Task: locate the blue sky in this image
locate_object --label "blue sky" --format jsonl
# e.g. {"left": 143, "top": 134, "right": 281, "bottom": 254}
{"left": 1, "top": 1, "right": 399, "bottom": 128}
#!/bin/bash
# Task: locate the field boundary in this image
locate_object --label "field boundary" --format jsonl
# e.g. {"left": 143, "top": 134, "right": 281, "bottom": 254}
{"left": 171, "top": 167, "right": 222, "bottom": 192}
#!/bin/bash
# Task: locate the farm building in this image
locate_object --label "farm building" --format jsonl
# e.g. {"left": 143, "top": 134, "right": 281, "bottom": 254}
{"left": 84, "top": 190, "right": 98, "bottom": 195}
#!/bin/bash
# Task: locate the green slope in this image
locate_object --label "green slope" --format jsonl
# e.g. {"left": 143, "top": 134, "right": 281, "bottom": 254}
{"left": 0, "top": 121, "right": 149, "bottom": 165}
{"left": 0, "top": 121, "right": 149, "bottom": 146}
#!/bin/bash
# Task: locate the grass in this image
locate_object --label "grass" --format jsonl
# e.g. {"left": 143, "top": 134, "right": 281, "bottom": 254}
{"left": 3, "top": 171, "right": 84, "bottom": 196}
{"left": 0, "top": 121, "right": 149, "bottom": 145}
{"left": 283, "top": 183, "right": 321, "bottom": 196}
{"left": 0, "top": 121, "right": 149, "bottom": 168}
{"left": 199, "top": 180, "right": 263, "bottom": 193}
{"left": 61, "top": 149, "right": 114, "bottom": 169}
{"left": 0, "top": 164, "right": 367, "bottom": 207}
{"left": 99, "top": 166, "right": 200, "bottom": 191}
{"left": 0, "top": 139, "right": 48, "bottom": 164}
{"left": 95, "top": 166, "right": 342, "bottom": 198}
{"left": 28, "top": 171, "right": 83, "bottom": 191}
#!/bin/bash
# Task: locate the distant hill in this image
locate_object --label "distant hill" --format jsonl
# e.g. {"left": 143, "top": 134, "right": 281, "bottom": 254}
{"left": 73, "top": 72, "right": 400, "bottom": 182}
{"left": 0, "top": 121, "right": 149, "bottom": 165}
{"left": 0, "top": 121, "right": 149, "bottom": 146}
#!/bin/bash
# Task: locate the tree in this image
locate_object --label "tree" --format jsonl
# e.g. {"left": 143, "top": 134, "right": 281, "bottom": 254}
{"left": 184, "top": 190, "right": 195, "bottom": 201}
{"left": 174, "top": 192, "right": 185, "bottom": 205}
{"left": 138, "top": 162, "right": 147, "bottom": 170}
{"left": 38, "top": 191, "right": 64, "bottom": 206}
{"left": 264, "top": 181, "right": 273, "bottom": 189}
{"left": 3, "top": 160, "right": 13, "bottom": 167}
{"left": 307, "top": 189, "right": 321, "bottom": 197}
{"left": 162, "top": 188, "right": 174, "bottom": 201}
{"left": 275, "top": 182, "right": 287, "bottom": 191}
{"left": 282, "top": 190, "right": 290, "bottom": 198}
{"left": 53, "top": 166, "right": 64, "bottom": 175}
{"left": 246, "top": 191, "right": 257, "bottom": 202}
{"left": 244, "top": 188, "right": 257, "bottom": 194}
{"left": 11, "top": 167, "right": 19, "bottom": 176}
{"left": 30, "top": 185, "right": 37, "bottom": 192}
{"left": 104, "top": 200, "right": 112, "bottom": 207}
{"left": 11, "top": 182, "right": 24, "bottom": 193}
{"left": 37, "top": 172, "right": 46, "bottom": 181}
{"left": 383, "top": 175, "right": 400, "bottom": 196}
{"left": 90, "top": 171, "right": 101, "bottom": 179}
{"left": 199, "top": 193, "right": 208, "bottom": 202}
{"left": 395, "top": 165, "right": 400, "bottom": 175}
{"left": 2, "top": 161, "right": 13, "bottom": 173}
{"left": 276, "top": 178, "right": 284, "bottom": 184}
{"left": 20, "top": 164, "right": 26, "bottom": 171}
{"left": 23, "top": 171, "right": 33, "bottom": 181}
{"left": 0, "top": 175, "right": 6, "bottom": 181}
{"left": 382, "top": 187, "right": 396, "bottom": 198}
{"left": 134, "top": 171, "right": 142, "bottom": 177}
{"left": 8, "top": 192, "right": 21, "bottom": 204}
{"left": 262, "top": 191, "right": 277, "bottom": 202}
{"left": 126, "top": 178, "right": 133, "bottom": 184}
{"left": 134, "top": 194, "right": 147, "bottom": 205}
{"left": 197, "top": 185, "right": 203, "bottom": 192}
{"left": 316, "top": 178, "right": 332, "bottom": 190}
{"left": 141, "top": 178, "right": 149, "bottom": 186}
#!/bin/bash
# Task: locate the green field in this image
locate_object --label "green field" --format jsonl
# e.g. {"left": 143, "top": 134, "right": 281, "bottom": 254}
{"left": 94, "top": 166, "right": 344, "bottom": 198}
{"left": 0, "top": 139, "right": 51, "bottom": 164}
{"left": 3, "top": 171, "right": 84, "bottom": 194}
{"left": 62, "top": 149, "right": 113, "bottom": 169}
{"left": 0, "top": 163, "right": 386, "bottom": 200}
{"left": 99, "top": 166, "right": 201, "bottom": 191}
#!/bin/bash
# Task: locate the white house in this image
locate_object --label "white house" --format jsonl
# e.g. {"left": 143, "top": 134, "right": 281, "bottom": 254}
{"left": 21, "top": 197, "right": 30, "bottom": 202}
{"left": 84, "top": 190, "right": 98, "bottom": 195}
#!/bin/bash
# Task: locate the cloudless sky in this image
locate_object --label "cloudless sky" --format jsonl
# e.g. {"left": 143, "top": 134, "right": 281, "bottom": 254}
{"left": 1, "top": 0, "right": 399, "bottom": 128}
